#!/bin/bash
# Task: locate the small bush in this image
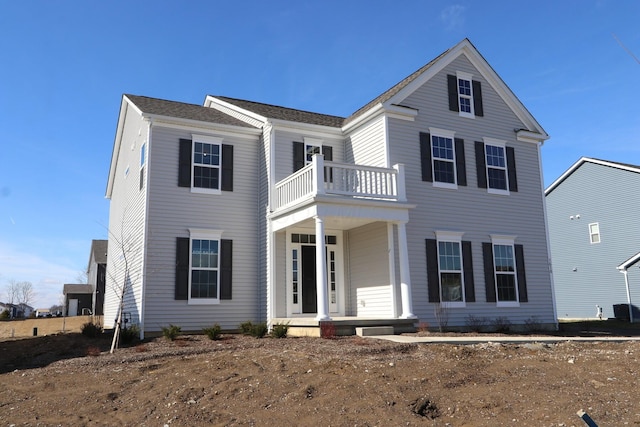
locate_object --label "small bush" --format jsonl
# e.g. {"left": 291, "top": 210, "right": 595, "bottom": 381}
{"left": 203, "top": 324, "right": 223, "bottom": 340}
{"left": 0, "top": 310, "right": 10, "bottom": 320}
{"left": 465, "top": 315, "right": 489, "bottom": 332}
{"left": 491, "top": 317, "right": 512, "bottom": 333}
{"left": 417, "top": 322, "right": 430, "bottom": 333}
{"left": 271, "top": 322, "right": 289, "bottom": 338}
{"left": 162, "top": 324, "right": 182, "bottom": 341}
{"left": 81, "top": 321, "right": 103, "bottom": 338}
{"left": 320, "top": 321, "right": 336, "bottom": 339}
{"left": 250, "top": 322, "right": 268, "bottom": 338}
{"left": 239, "top": 321, "right": 254, "bottom": 335}
{"left": 120, "top": 324, "right": 140, "bottom": 344}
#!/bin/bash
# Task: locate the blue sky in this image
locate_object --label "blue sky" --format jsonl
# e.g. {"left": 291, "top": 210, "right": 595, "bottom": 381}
{"left": 1, "top": 1, "right": 638, "bottom": 309}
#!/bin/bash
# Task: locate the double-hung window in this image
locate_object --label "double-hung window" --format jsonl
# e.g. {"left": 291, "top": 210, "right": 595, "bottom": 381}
{"left": 139, "top": 143, "right": 146, "bottom": 190}
{"left": 483, "top": 236, "right": 527, "bottom": 305}
{"left": 189, "top": 230, "right": 222, "bottom": 304}
{"left": 193, "top": 136, "right": 222, "bottom": 192}
{"left": 457, "top": 71, "right": 474, "bottom": 118}
{"left": 483, "top": 138, "right": 509, "bottom": 194}
{"left": 304, "top": 138, "right": 322, "bottom": 165}
{"left": 589, "top": 223, "right": 601, "bottom": 244}
{"left": 429, "top": 128, "right": 457, "bottom": 188}
{"left": 437, "top": 232, "right": 465, "bottom": 306}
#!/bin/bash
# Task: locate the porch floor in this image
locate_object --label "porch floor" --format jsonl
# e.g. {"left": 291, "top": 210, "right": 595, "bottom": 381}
{"left": 272, "top": 317, "right": 417, "bottom": 337}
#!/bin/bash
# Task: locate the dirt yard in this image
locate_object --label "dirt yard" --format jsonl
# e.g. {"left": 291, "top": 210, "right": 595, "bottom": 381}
{"left": 1, "top": 324, "right": 639, "bottom": 426}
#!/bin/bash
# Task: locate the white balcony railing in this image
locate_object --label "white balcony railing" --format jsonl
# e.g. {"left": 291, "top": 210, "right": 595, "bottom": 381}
{"left": 273, "top": 154, "right": 406, "bottom": 211}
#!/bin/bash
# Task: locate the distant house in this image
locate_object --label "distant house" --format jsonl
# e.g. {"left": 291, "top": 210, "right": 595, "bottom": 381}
{"left": 105, "top": 38, "right": 555, "bottom": 338}
{"left": 546, "top": 157, "right": 640, "bottom": 320}
{"left": 63, "top": 284, "right": 93, "bottom": 316}
{"left": 0, "top": 302, "right": 34, "bottom": 319}
{"left": 35, "top": 308, "right": 51, "bottom": 317}
{"left": 87, "top": 240, "right": 107, "bottom": 316}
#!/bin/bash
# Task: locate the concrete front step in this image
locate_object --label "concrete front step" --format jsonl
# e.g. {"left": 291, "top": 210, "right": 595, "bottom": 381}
{"left": 356, "top": 326, "right": 395, "bottom": 336}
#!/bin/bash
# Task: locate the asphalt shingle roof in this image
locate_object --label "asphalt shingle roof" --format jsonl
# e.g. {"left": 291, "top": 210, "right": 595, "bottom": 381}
{"left": 214, "top": 96, "right": 345, "bottom": 128}
{"left": 125, "top": 95, "right": 257, "bottom": 128}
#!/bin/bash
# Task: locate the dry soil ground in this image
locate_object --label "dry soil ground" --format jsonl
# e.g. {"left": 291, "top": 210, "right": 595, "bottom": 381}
{"left": 1, "top": 323, "right": 640, "bottom": 426}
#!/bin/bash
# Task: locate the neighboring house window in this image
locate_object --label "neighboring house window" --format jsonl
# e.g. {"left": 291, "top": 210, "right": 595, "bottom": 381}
{"left": 178, "top": 135, "right": 233, "bottom": 192}
{"left": 448, "top": 72, "right": 484, "bottom": 117}
{"left": 589, "top": 223, "right": 601, "bottom": 244}
{"left": 426, "top": 234, "right": 475, "bottom": 305}
{"left": 139, "top": 143, "right": 146, "bottom": 190}
{"left": 420, "top": 131, "right": 467, "bottom": 187}
{"left": 175, "top": 231, "right": 232, "bottom": 303}
{"left": 475, "top": 139, "right": 518, "bottom": 193}
{"left": 482, "top": 236, "right": 528, "bottom": 306}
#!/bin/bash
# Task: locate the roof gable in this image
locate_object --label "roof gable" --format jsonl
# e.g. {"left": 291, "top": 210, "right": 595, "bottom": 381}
{"left": 368, "top": 38, "right": 547, "bottom": 138}
{"left": 545, "top": 157, "right": 640, "bottom": 195}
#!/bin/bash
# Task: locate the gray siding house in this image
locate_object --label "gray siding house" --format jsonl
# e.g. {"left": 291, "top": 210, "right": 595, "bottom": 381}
{"left": 546, "top": 158, "right": 640, "bottom": 320}
{"left": 104, "top": 39, "right": 556, "bottom": 338}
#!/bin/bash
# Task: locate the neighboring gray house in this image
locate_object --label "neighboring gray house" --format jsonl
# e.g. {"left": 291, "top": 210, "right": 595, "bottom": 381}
{"left": 104, "top": 38, "right": 555, "bottom": 338}
{"left": 87, "top": 239, "right": 107, "bottom": 316}
{"left": 63, "top": 284, "right": 93, "bottom": 316}
{"left": 546, "top": 157, "right": 640, "bottom": 320}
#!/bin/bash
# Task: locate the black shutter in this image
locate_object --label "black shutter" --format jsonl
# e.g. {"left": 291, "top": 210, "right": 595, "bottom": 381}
{"left": 175, "top": 237, "right": 190, "bottom": 300}
{"left": 420, "top": 132, "right": 433, "bottom": 182}
{"left": 178, "top": 139, "right": 192, "bottom": 187}
{"left": 482, "top": 242, "right": 496, "bottom": 302}
{"left": 506, "top": 146, "right": 518, "bottom": 192}
{"left": 321, "top": 145, "right": 333, "bottom": 161}
{"left": 447, "top": 74, "right": 459, "bottom": 112}
{"left": 220, "top": 239, "right": 232, "bottom": 300}
{"left": 426, "top": 239, "right": 440, "bottom": 302}
{"left": 293, "top": 141, "right": 304, "bottom": 172}
{"left": 221, "top": 144, "right": 234, "bottom": 192}
{"left": 475, "top": 141, "right": 487, "bottom": 189}
{"left": 462, "top": 241, "right": 475, "bottom": 302}
{"left": 454, "top": 138, "right": 466, "bottom": 186}
{"left": 472, "top": 80, "right": 484, "bottom": 117}
{"left": 515, "top": 244, "right": 528, "bottom": 302}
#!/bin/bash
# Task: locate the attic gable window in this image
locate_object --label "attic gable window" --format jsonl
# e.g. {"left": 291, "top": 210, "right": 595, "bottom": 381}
{"left": 448, "top": 72, "right": 484, "bottom": 118}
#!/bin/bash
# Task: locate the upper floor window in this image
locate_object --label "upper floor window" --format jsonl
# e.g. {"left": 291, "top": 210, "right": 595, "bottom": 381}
{"left": 448, "top": 72, "right": 484, "bottom": 118}
{"left": 139, "top": 143, "right": 146, "bottom": 190}
{"left": 420, "top": 129, "right": 467, "bottom": 189}
{"left": 589, "top": 223, "right": 601, "bottom": 244}
{"left": 476, "top": 138, "right": 517, "bottom": 194}
{"left": 304, "top": 138, "right": 322, "bottom": 165}
{"left": 178, "top": 135, "right": 233, "bottom": 193}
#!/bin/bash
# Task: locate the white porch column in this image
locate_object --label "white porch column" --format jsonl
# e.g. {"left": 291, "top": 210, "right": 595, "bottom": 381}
{"left": 312, "top": 154, "right": 325, "bottom": 196}
{"left": 315, "top": 215, "right": 330, "bottom": 321}
{"left": 397, "top": 222, "right": 416, "bottom": 319}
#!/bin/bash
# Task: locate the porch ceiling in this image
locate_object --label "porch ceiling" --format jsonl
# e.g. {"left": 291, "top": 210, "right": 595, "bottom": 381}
{"left": 268, "top": 196, "right": 415, "bottom": 232}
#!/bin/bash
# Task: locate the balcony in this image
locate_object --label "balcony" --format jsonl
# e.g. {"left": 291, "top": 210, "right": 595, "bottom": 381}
{"left": 273, "top": 155, "right": 406, "bottom": 212}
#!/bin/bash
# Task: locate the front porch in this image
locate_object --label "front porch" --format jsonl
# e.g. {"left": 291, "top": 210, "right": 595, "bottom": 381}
{"left": 272, "top": 317, "right": 417, "bottom": 337}
{"left": 267, "top": 155, "right": 417, "bottom": 327}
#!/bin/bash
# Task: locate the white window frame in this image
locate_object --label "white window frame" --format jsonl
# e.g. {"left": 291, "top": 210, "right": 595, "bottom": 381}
{"left": 191, "top": 134, "right": 223, "bottom": 195}
{"left": 303, "top": 137, "right": 323, "bottom": 165}
{"left": 490, "top": 234, "right": 519, "bottom": 307}
{"left": 483, "top": 137, "right": 509, "bottom": 195}
{"left": 456, "top": 71, "right": 475, "bottom": 119}
{"left": 429, "top": 127, "right": 457, "bottom": 189}
{"left": 435, "top": 231, "right": 465, "bottom": 308}
{"left": 188, "top": 228, "right": 223, "bottom": 305}
{"left": 589, "top": 223, "right": 601, "bottom": 244}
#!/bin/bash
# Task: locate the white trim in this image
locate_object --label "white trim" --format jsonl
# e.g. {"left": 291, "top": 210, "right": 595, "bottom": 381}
{"left": 435, "top": 230, "right": 464, "bottom": 241}
{"left": 192, "top": 134, "right": 223, "bottom": 144}
{"left": 490, "top": 234, "right": 517, "bottom": 245}
{"left": 429, "top": 128, "right": 458, "bottom": 189}
{"left": 429, "top": 127, "right": 456, "bottom": 139}
{"left": 588, "top": 222, "right": 601, "bottom": 244}
{"left": 482, "top": 138, "right": 510, "bottom": 195}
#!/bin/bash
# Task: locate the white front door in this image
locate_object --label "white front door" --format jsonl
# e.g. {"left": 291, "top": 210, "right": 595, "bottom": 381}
{"left": 288, "top": 230, "right": 343, "bottom": 316}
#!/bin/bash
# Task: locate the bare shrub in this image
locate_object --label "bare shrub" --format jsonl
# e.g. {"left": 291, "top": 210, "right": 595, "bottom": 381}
{"left": 465, "top": 315, "right": 488, "bottom": 332}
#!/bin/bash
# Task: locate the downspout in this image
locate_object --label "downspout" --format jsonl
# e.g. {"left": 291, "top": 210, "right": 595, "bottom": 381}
{"left": 537, "top": 140, "right": 559, "bottom": 329}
